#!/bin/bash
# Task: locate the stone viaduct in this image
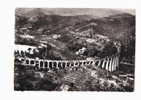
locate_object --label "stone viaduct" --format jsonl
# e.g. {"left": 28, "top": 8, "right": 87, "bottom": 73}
{"left": 15, "top": 53, "right": 119, "bottom": 72}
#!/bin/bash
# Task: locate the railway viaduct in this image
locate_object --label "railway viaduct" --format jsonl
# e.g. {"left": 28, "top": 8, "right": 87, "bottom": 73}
{"left": 15, "top": 53, "right": 119, "bottom": 72}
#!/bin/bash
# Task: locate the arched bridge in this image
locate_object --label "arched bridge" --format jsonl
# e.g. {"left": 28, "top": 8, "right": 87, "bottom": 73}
{"left": 15, "top": 54, "right": 119, "bottom": 72}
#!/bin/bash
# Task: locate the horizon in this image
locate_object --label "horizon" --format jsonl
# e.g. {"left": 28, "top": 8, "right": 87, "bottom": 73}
{"left": 16, "top": 8, "right": 135, "bottom": 17}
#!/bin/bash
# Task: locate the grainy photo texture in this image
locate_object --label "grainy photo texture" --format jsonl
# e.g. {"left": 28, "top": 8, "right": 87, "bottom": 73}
{"left": 14, "top": 8, "right": 135, "bottom": 91}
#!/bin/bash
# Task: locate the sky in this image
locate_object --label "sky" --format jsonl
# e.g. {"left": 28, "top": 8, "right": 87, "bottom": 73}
{"left": 16, "top": 8, "right": 135, "bottom": 17}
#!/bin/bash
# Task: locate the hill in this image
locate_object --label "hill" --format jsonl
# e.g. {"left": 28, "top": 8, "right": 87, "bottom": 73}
{"left": 15, "top": 9, "right": 135, "bottom": 59}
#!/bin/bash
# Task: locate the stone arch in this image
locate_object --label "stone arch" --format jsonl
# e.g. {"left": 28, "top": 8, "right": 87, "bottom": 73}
{"left": 53, "top": 61, "right": 57, "bottom": 67}
{"left": 30, "top": 60, "right": 35, "bottom": 65}
{"left": 108, "top": 57, "right": 113, "bottom": 72}
{"left": 58, "top": 62, "right": 63, "bottom": 69}
{"left": 86, "top": 61, "right": 90, "bottom": 65}
{"left": 79, "top": 61, "right": 82, "bottom": 66}
{"left": 90, "top": 61, "right": 93, "bottom": 65}
{"left": 75, "top": 62, "right": 79, "bottom": 66}
{"left": 83, "top": 61, "right": 87, "bottom": 65}
{"left": 49, "top": 61, "right": 53, "bottom": 69}
{"left": 66, "top": 62, "right": 70, "bottom": 67}
{"left": 25, "top": 59, "right": 29, "bottom": 65}
{"left": 61, "top": 62, "right": 66, "bottom": 69}
{"left": 70, "top": 62, "right": 74, "bottom": 67}
{"left": 44, "top": 61, "right": 49, "bottom": 71}
{"left": 52, "top": 61, "right": 57, "bottom": 71}
{"left": 15, "top": 50, "right": 20, "bottom": 57}
{"left": 39, "top": 60, "right": 44, "bottom": 71}
{"left": 21, "top": 50, "right": 25, "bottom": 57}
{"left": 105, "top": 58, "right": 110, "bottom": 71}
{"left": 34, "top": 60, "right": 39, "bottom": 70}
{"left": 95, "top": 60, "right": 99, "bottom": 66}
{"left": 44, "top": 61, "right": 48, "bottom": 68}
{"left": 101, "top": 59, "right": 106, "bottom": 69}
{"left": 96, "top": 60, "right": 102, "bottom": 68}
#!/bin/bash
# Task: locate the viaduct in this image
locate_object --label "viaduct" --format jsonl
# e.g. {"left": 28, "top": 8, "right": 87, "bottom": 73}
{"left": 15, "top": 23, "right": 121, "bottom": 72}
{"left": 15, "top": 53, "right": 119, "bottom": 72}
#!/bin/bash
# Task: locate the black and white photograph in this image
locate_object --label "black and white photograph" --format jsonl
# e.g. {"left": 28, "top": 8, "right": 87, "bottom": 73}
{"left": 14, "top": 8, "right": 135, "bottom": 91}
